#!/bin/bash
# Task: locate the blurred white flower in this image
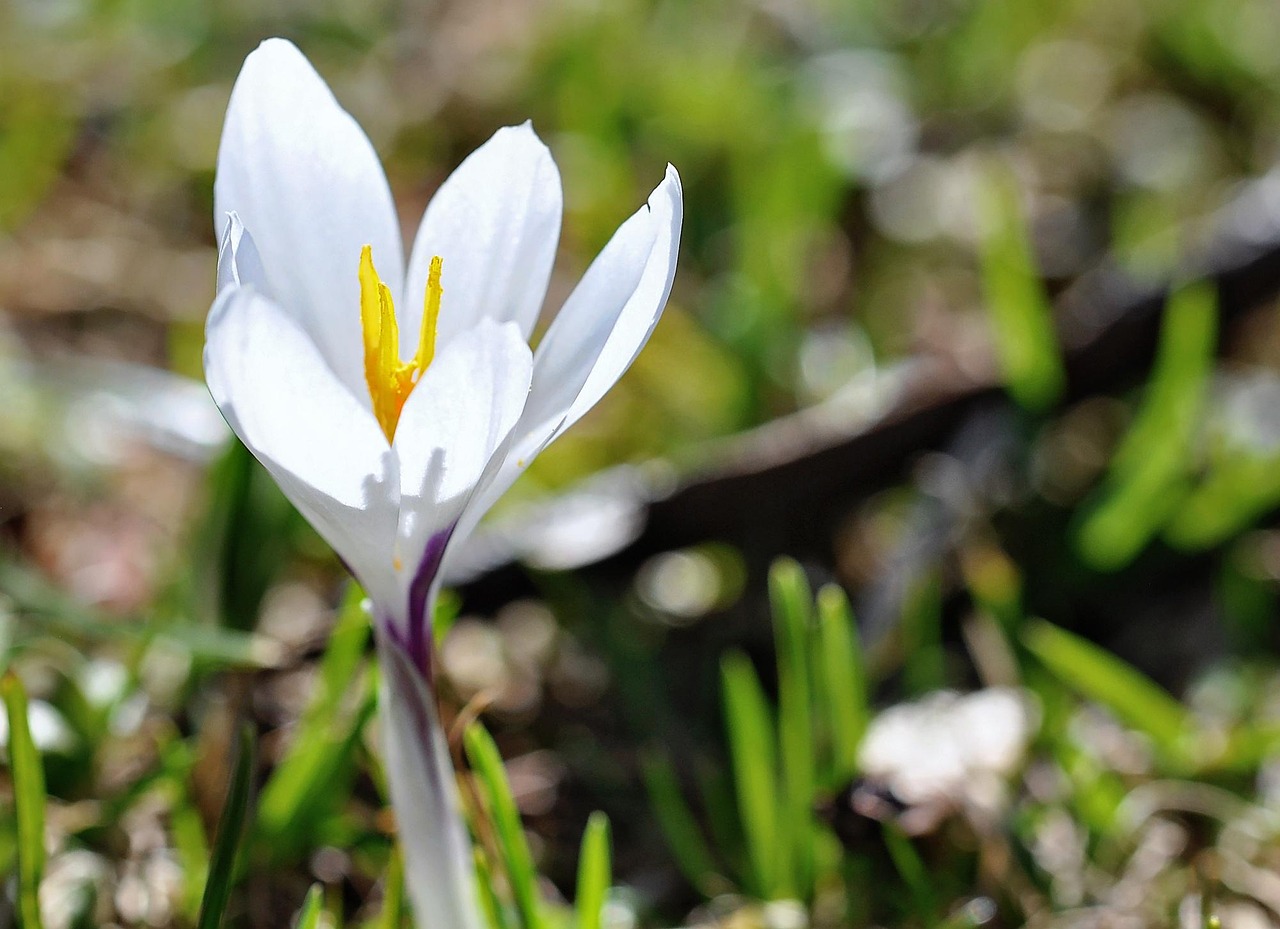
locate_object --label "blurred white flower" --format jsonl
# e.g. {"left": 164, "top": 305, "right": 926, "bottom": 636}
{"left": 859, "top": 687, "right": 1037, "bottom": 814}
{"left": 205, "top": 38, "right": 681, "bottom": 929}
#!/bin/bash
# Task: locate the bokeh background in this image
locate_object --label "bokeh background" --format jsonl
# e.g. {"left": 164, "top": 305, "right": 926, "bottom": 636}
{"left": 8, "top": 0, "right": 1280, "bottom": 926}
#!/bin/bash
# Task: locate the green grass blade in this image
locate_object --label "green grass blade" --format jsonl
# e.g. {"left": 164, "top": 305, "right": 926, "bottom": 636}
{"left": 977, "top": 162, "right": 1065, "bottom": 412}
{"left": 882, "top": 824, "right": 937, "bottom": 925}
{"left": 292, "top": 884, "right": 324, "bottom": 929}
{"left": 196, "top": 724, "right": 255, "bottom": 929}
{"left": 1111, "top": 282, "right": 1217, "bottom": 480}
{"left": 464, "top": 723, "right": 544, "bottom": 929}
{"left": 901, "top": 571, "right": 945, "bottom": 694}
{"left": 473, "top": 847, "right": 512, "bottom": 929}
{"left": 574, "top": 812, "right": 611, "bottom": 929}
{"left": 258, "top": 585, "right": 371, "bottom": 848}
{"left": 768, "top": 558, "right": 815, "bottom": 898}
{"left": 2, "top": 673, "right": 45, "bottom": 929}
{"left": 1023, "top": 619, "right": 1190, "bottom": 761}
{"left": 373, "top": 851, "right": 408, "bottom": 929}
{"left": 721, "top": 650, "right": 783, "bottom": 899}
{"left": 815, "top": 585, "right": 868, "bottom": 783}
{"left": 693, "top": 756, "right": 751, "bottom": 888}
{"left": 256, "top": 681, "right": 376, "bottom": 857}
{"left": 1076, "top": 282, "right": 1217, "bottom": 570}
{"left": 1, "top": 560, "right": 277, "bottom": 668}
{"left": 171, "top": 794, "right": 211, "bottom": 920}
{"left": 199, "top": 440, "right": 296, "bottom": 632}
{"left": 315, "top": 585, "right": 374, "bottom": 716}
{"left": 1166, "top": 450, "right": 1280, "bottom": 551}
{"left": 639, "top": 752, "right": 719, "bottom": 894}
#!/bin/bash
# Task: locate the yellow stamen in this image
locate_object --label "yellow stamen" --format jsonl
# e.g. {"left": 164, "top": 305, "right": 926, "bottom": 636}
{"left": 360, "top": 246, "right": 444, "bottom": 443}
{"left": 417, "top": 256, "right": 443, "bottom": 371}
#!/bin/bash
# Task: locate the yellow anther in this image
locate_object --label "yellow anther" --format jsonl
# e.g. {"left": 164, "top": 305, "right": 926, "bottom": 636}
{"left": 359, "top": 246, "right": 444, "bottom": 443}
{"left": 416, "top": 256, "right": 443, "bottom": 371}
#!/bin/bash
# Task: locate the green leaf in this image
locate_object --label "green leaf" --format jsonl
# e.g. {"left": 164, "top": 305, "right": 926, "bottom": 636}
{"left": 171, "top": 794, "right": 210, "bottom": 920}
{"left": 2, "top": 673, "right": 45, "bottom": 929}
{"left": 721, "top": 650, "right": 784, "bottom": 899}
{"left": 196, "top": 724, "right": 255, "bottom": 929}
{"left": 198, "top": 440, "right": 297, "bottom": 632}
{"left": 639, "top": 752, "right": 719, "bottom": 894}
{"left": 901, "top": 570, "right": 945, "bottom": 694}
{"left": 1166, "top": 448, "right": 1280, "bottom": 551}
{"left": 1076, "top": 282, "right": 1217, "bottom": 570}
{"left": 257, "top": 586, "right": 373, "bottom": 852}
{"left": 292, "top": 885, "right": 324, "bottom": 929}
{"left": 882, "top": 824, "right": 936, "bottom": 925}
{"left": 0, "top": 560, "right": 277, "bottom": 668}
{"left": 977, "top": 162, "right": 1065, "bottom": 412}
{"left": 372, "top": 851, "right": 407, "bottom": 929}
{"left": 1112, "top": 283, "right": 1217, "bottom": 480}
{"left": 768, "top": 558, "right": 815, "bottom": 898}
{"left": 815, "top": 585, "right": 868, "bottom": 783}
{"left": 464, "top": 723, "right": 544, "bottom": 929}
{"left": 1023, "top": 619, "right": 1190, "bottom": 761}
{"left": 472, "top": 847, "right": 511, "bottom": 929}
{"left": 574, "top": 812, "right": 611, "bottom": 929}
{"left": 0, "top": 88, "right": 77, "bottom": 232}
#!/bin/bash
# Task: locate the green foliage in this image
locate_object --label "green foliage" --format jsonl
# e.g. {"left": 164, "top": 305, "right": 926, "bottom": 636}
{"left": 574, "top": 813, "right": 611, "bottom": 929}
{"left": 466, "top": 723, "right": 547, "bottom": 929}
{"left": 1076, "top": 282, "right": 1218, "bottom": 570}
{"left": 977, "top": 163, "right": 1066, "bottom": 412}
{"left": 196, "top": 725, "right": 255, "bottom": 929}
{"left": 464, "top": 722, "right": 618, "bottom": 929}
{"left": 720, "top": 650, "right": 785, "bottom": 899}
{"left": 900, "top": 570, "right": 945, "bottom": 694}
{"left": 816, "top": 584, "right": 869, "bottom": 784}
{"left": 374, "top": 853, "right": 407, "bottom": 929}
{"left": 1024, "top": 619, "right": 1192, "bottom": 764}
{"left": 0, "top": 559, "right": 275, "bottom": 668}
{"left": 2, "top": 673, "right": 46, "bottom": 929}
{"left": 256, "top": 584, "right": 375, "bottom": 858}
{"left": 0, "top": 86, "right": 77, "bottom": 232}
{"left": 292, "top": 885, "right": 325, "bottom": 929}
{"left": 639, "top": 753, "right": 719, "bottom": 895}
{"left": 7, "top": 0, "right": 1280, "bottom": 926}
{"left": 768, "top": 560, "right": 817, "bottom": 896}
{"left": 196, "top": 441, "right": 298, "bottom": 632}
{"left": 881, "top": 825, "right": 936, "bottom": 925}
{"left": 652, "top": 561, "right": 871, "bottom": 906}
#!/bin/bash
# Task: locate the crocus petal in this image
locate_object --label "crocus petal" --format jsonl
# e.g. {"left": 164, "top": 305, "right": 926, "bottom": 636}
{"left": 389, "top": 319, "right": 532, "bottom": 646}
{"left": 378, "top": 634, "right": 485, "bottom": 929}
{"left": 215, "top": 212, "right": 267, "bottom": 294}
{"left": 525, "top": 164, "right": 682, "bottom": 436}
{"left": 447, "top": 166, "right": 682, "bottom": 559}
{"left": 204, "top": 284, "right": 401, "bottom": 608}
{"left": 215, "top": 38, "right": 403, "bottom": 398}
{"left": 402, "top": 123, "right": 562, "bottom": 351}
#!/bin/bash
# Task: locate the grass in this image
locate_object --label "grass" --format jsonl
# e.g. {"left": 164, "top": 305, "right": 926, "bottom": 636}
{"left": 5, "top": 0, "right": 1280, "bottom": 927}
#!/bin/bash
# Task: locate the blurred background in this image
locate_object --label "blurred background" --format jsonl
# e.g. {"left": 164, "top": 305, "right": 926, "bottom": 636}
{"left": 8, "top": 0, "right": 1280, "bottom": 926}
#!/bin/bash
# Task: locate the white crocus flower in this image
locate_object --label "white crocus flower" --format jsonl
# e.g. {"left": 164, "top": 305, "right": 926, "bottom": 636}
{"left": 204, "top": 39, "right": 681, "bottom": 929}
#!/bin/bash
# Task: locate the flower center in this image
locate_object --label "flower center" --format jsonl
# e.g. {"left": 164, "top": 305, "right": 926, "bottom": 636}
{"left": 359, "top": 245, "right": 443, "bottom": 443}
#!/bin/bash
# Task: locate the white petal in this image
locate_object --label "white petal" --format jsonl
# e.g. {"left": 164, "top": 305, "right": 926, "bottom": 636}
{"left": 446, "top": 166, "right": 682, "bottom": 557}
{"left": 392, "top": 318, "right": 532, "bottom": 562}
{"left": 403, "top": 123, "right": 562, "bottom": 351}
{"left": 378, "top": 635, "right": 485, "bottom": 929}
{"left": 216, "top": 212, "right": 267, "bottom": 294}
{"left": 525, "top": 164, "right": 682, "bottom": 436}
{"left": 215, "top": 38, "right": 403, "bottom": 398}
{"left": 204, "top": 285, "right": 400, "bottom": 608}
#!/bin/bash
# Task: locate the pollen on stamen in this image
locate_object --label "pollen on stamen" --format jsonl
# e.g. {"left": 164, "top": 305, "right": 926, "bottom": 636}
{"left": 359, "top": 246, "right": 446, "bottom": 444}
